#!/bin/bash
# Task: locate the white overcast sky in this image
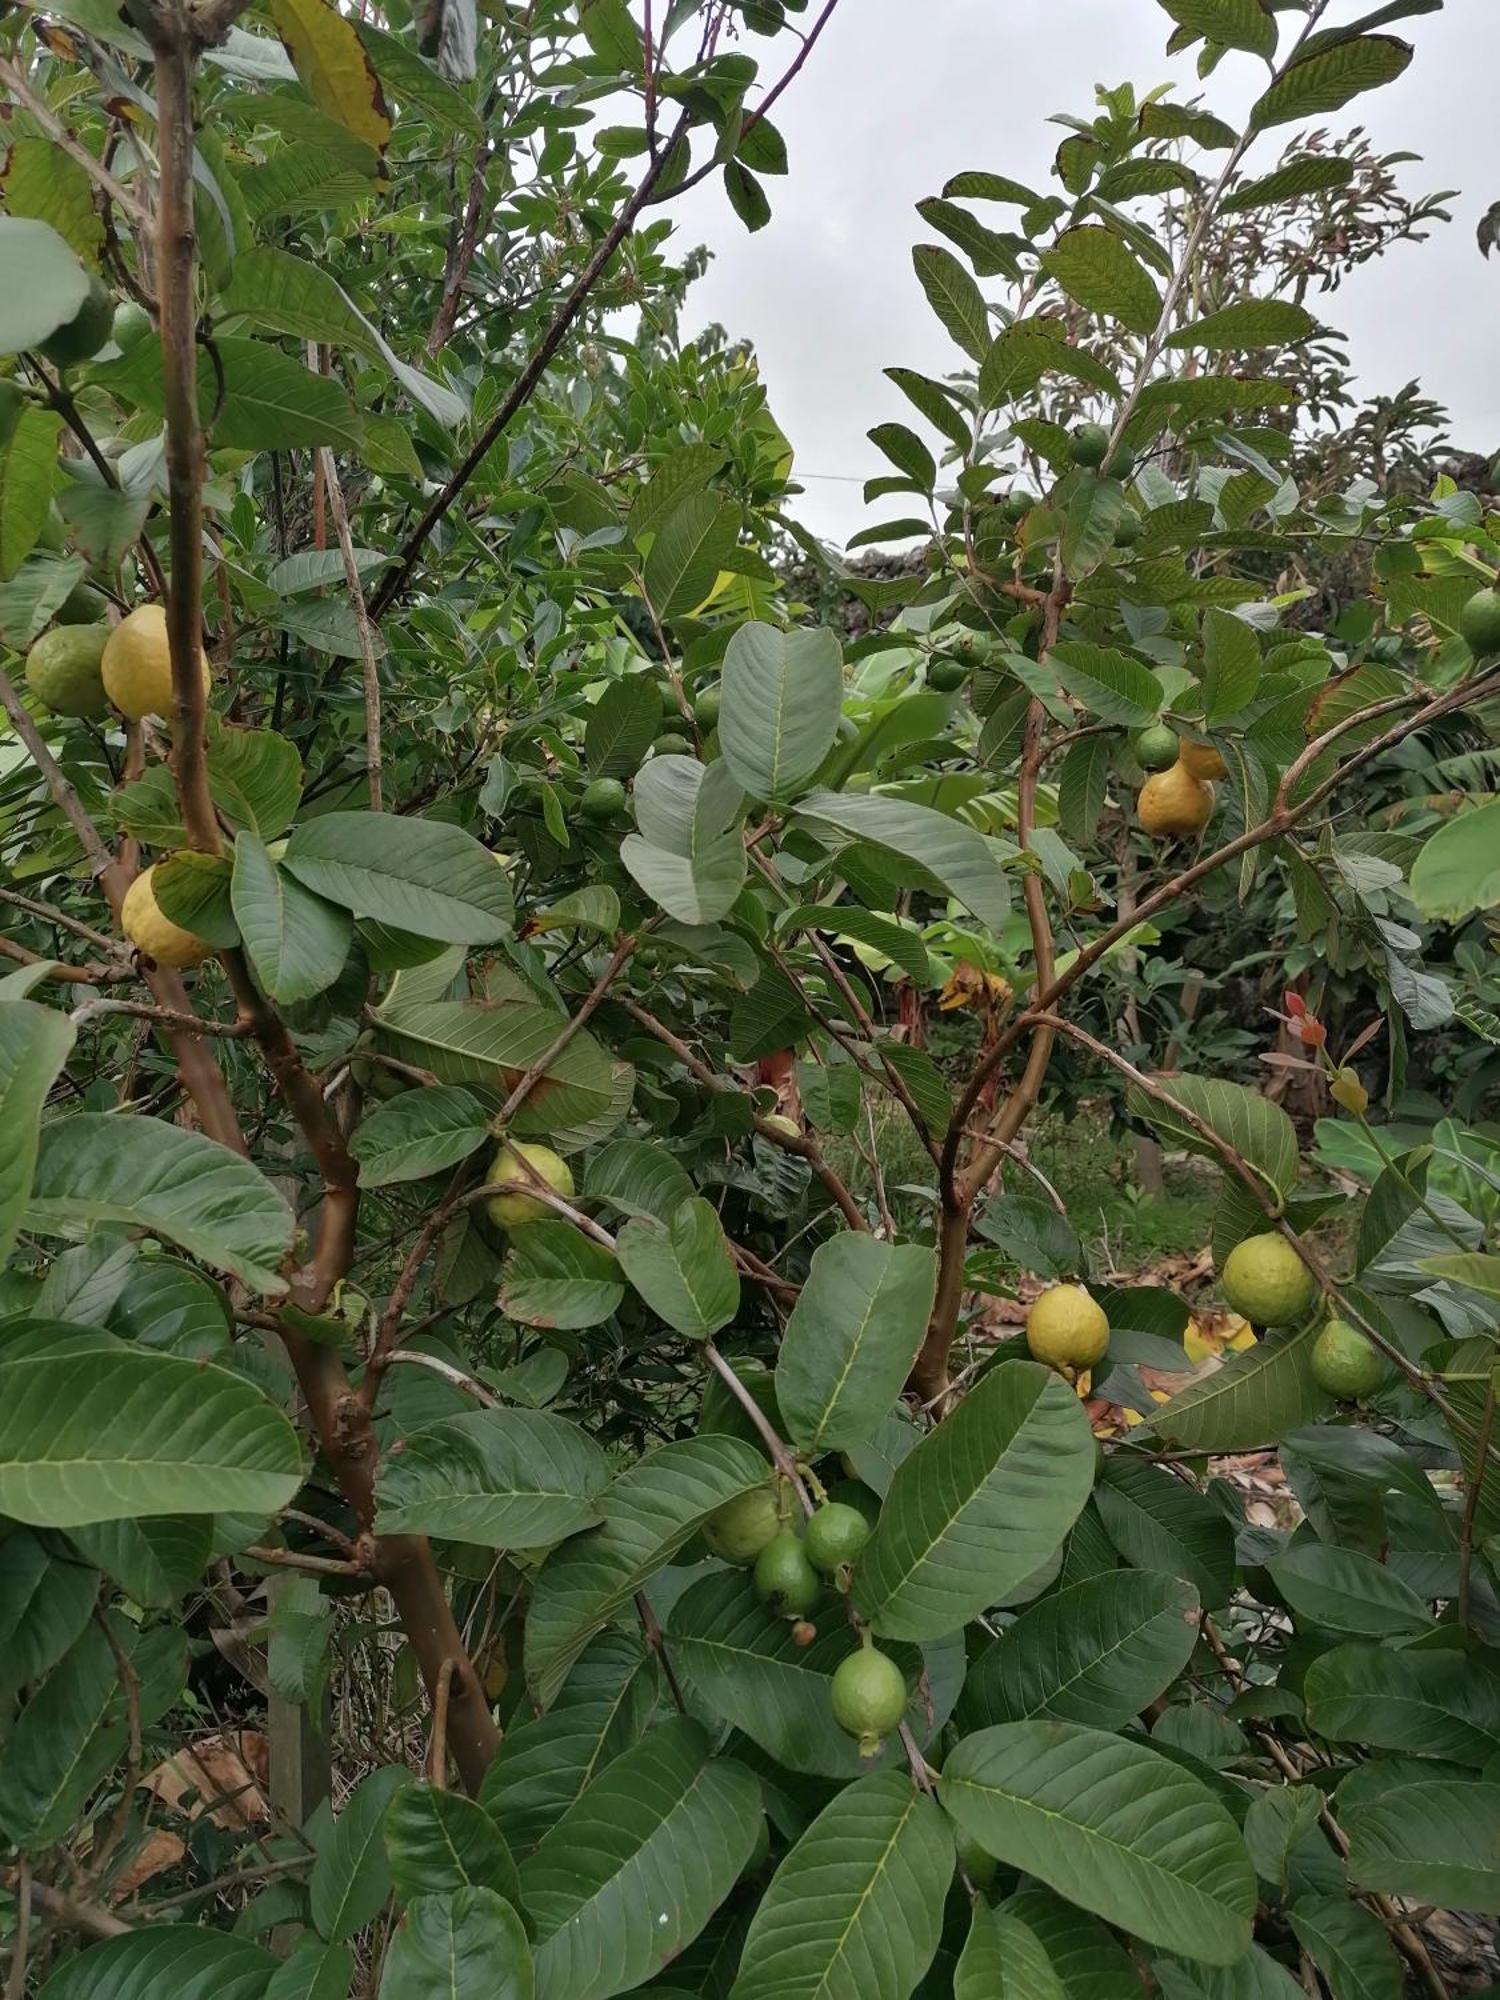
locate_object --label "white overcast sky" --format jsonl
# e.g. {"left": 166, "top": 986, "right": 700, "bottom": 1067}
{"left": 668, "top": 0, "right": 1496, "bottom": 546}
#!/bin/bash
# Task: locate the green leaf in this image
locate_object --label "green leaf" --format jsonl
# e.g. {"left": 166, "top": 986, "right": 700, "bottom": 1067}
{"left": 912, "top": 243, "right": 991, "bottom": 363}
{"left": 0, "top": 1531, "right": 98, "bottom": 1696}
{"left": 372, "top": 998, "right": 616, "bottom": 1136}
{"left": 521, "top": 1717, "right": 759, "bottom": 2000}
{"left": 621, "top": 754, "right": 747, "bottom": 925}
{"left": 941, "top": 1722, "right": 1255, "bottom": 1963}
{"left": 1095, "top": 1458, "right": 1236, "bottom": 1609}
{"left": 26, "top": 1113, "right": 294, "bottom": 1293}
{"left": 1289, "top": 1895, "right": 1404, "bottom": 2000}
{"left": 585, "top": 676, "right": 661, "bottom": 778}
{"left": 349, "top": 1086, "right": 490, "bottom": 1188}
{"left": 0, "top": 218, "right": 91, "bottom": 357}
{"left": 152, "top": 851, "right": 239, "bottom": 948}
{"left": 1243, "top": 1785, "right": 1324, "bottom": 1891}
{"left": 1050, "top": 643, "right": 1165, "bottom": 727}
{"left": 209, "top": 723, "right": 304, "bottom": 837}
{"left": 885, "top": 366, "right": 971, "bottom": 451}
{"left": 1346, "top": 1780, "right": 1500, "bottom": 1912}
{"left": 1058, "top": 735, "right": 1114, "bottom": 844}
{"left": 615, "top": 1196, "right": 739, "bottom": 1339}
{"left": 232, "top": 832, "right": 351, "bottom": 1004}
{"left": 68, "top": 1514, "right": 214, "bottom": 1608}
{"left": 0, "top": 1000, "right": 75, "bottom": 1261}
{"left": 374, "top": 1409, "right": 610, "bottom": 1547}
{"left": 584, "top": 1139, "right": 695, "bottom": 1223}
{"left": 0, "top": 1616, "right": 184, "bottom": 1848}
{"left": 524, "top": 1434, "right": 766, "bottom": 1703}
{"left": 500, "top": 1223, "right": 625, "bottom": 1331}
{"left": 627, "top": 444, "right": 726, "bottom": 544}
{"left": 1250, "top": 34, "right": 1413, "bottom": 129}
{"left": 1268, "top": 1542, "right": 1433, "bottom": 1637}
{"left": 1063, "top": 476, "right": 1126, "bottom": 575}
{"left": 35, "top": 1929, "right": 277, "bottom": 2000}
{"left": 268, "top": 0, "right": 391, "bottom": 151}
{"left": 355, "top": 18, "right": 483, "bottom": 136}
{"left": 1200, "top": 608, "right": 1262, "bottom": 723}
{"left": 1157, "top": 0, "right": 1276, "bottom": 57}
{"left": 853, "top": 1361, "right": 1094, "bottom": 1640}
{"left": 642, "top": 491, "right": 739, "bottom": 620}
{"left": 0, "top": 405, "right": 62, "bottom": 580}
{"left": 730, "top": 1767, "right": 951, "bottom": 2000}
{"left": 1131, "top": 1074, "right": 1298, "bottom": 1201}
{"left": 1223, "top": 156, "right": 1356, "bottom": 213}
{"left": 795, "top": 789, "right": 1011, "bottom": 931}
{"left": 310, "top": 1765, "right": 412, "bottom": 1942}
{"left": 1409, "top": 799, "right": 1500, "bottom": 921}
{"left": 1149, "top": 1326, "right": 1331, "bottom": 1452}
{"left": 0, "top": 1345, "right": 302, "bottom": 1527}
{"left": 385, "top": 1784, "right": 522, "bottom": 1906}
{"left": 775, "top": 1234, "right": 936, "bottom": 1456}
{"left": 1304, "top": 1643, "right": 1500, "bottom": 1765}
{"left": 868, "top": 421, "right": 937, "bottom": 491}
{"left": 1002, "top": 1887, "right": 1144, "bottom": 2000}
{"left": 956, "top": 1905, "right": 1063, "bottom": 2000}
{"left": 780, "top": 905, "right": 934, "bottom": 988}
{"left": 1168, "top": 300, "right": 1317, "bottom": 352}
{"left": 0, "top": 138, "right": 103, "bottom": 264}
{"left": 1041, "top": 226, "right": 1163, "bottom": 336}
{"left": 578, "top": 0, "right": 643, "bottom": 68}
{"left": 265, "top": 1938, "right": 356, "bottom": 2000}
{"left": 377, "top": 1887, "right": 531, "bottom": 2000}
{"left": 283, "top": 812, "right": 514, "bottom": 944}
{"left": 480, "top": 1632, "right": 659, "bottom": 1853}
{"left": 724, "top": 160, "right": 772, "bottom": 232}
{"left": 958, "top": 1570, "right": 1200, "bottom": 1732}
{"left": 718, "top": 621, "right": 844, "bottom": 801}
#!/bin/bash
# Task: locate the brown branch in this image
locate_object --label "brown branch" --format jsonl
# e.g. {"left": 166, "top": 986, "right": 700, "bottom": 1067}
{"left": 0, "top": 1873, "right": 129, "bottom": 1942}
{"left": 146, "top": 24, "right": 219, "bottom": 856}
{"left": 634, "top": 1591, "right": 687, "bottom": 1713}
{"left": 0, "top": 887, "right": 122, "bottom": 952}
{"left": 0, "top": 57, "right": 148, "bottom": 225}
{"left": 91, "top": 1610, "right": 142, "bottom": 1890}
{"left": 0, "top": 937, "right": 125, "bottom": 986}
{"left": 427, "top": 1658, "right": 457, "bottom": 1788}
{"left": 703, "top": 1339, "right": 813, "bottom": 1516}
{"left": 72, "top": 996, "right": 251, "bottom": 1037}
{"left": 384, "top": 1348, "right": 501, "bottom": 1407}
{"left": 4, "top": 1858, "right": 29, "bottom": 2000}
{"left": 244, "top": 1545, "right": 369, "bottom": 1578}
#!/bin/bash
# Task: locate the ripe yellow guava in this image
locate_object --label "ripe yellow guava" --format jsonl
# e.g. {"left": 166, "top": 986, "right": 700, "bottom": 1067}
{"left": 1026, "top": 1283, "right": 1110, "bottom": 1370}
{"left": 485, "top": 1140, "right": 573, "bottom": 1228}
{"left": 102, "top": 603, "right": 212, "bottom": 720}
{"left": 1138, "top": 762, "right": 1214, "bottom": 838}
{"left": 120, "top": 866, "right": 212, "bottom": 969}
{"left": 1220, "top": 1232, "right": 1317, "bottom": 1327}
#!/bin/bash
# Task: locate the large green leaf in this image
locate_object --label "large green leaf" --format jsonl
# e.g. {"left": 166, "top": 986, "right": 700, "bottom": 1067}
{"left": 385, "top": 1784, "right": 522, "bottom": 1907}
{"left": 615, "top": 1196, "right": 739, "bottom": 1339}
{"left": 1041, "top": 225, "right": 1163, "bottom": 335}
{"left": 0, "top": 1531, "right": 98, "bottom": 1695}
{"left": 1304, "top": 1643, "right": 1500, "bottom": 1765}
{"left": 500, "top": 1223, "right": 625, "bottom": 1331}
{"left": 69, "top": 1514, "right": 214, "bottom": 1609}
{"left": 584, "top": 1139, "right": 696, "bottom": 1222}
{"left": 1346, "top": 1780, "right": 1500, "bottom": 1912}
{"left": 377, "top": 1887, "right": 532, "bottom": 2000}
{"left": 1094, "top": 1458, "right": 1236, "bottom": 1610}
{"left": 956, "top": 1905, "right": 1063, "bottom": 2000}
{"left": 0, "top": 1345, "right": 301, "bottom": 1527}
{"left": 621, "top": 755, "right": 747, "bottom": 926}
{"left": 521, "top": 1717, "right": 759, "bottom": 2000}
{"left": 718, "top": 621, "right": 844, "bottom": 801}
{"left": 941, "top": 1722, "right": 1255, "bottom": 1963}
{"left": 1249, "top": 34, "right": 1413, "bottom": 130}
{"left": 1168, "top": 300, "right": 1317, "bottom": 352}
{"left": 265, "top": 1939, "right": 355, "bottom": 2000}
{"left": 480, "top": 1632, "right": 659, "bottom": 1852}
{"left": 958, "top": 1570, "right": 1200, "bottom": 1732}
{"left": 0, "top": 999, "right": 74, "bottom": 1261}
{"left": 1002, "top": 1887, "right": 1144, "bottom": 2000}
{"left": 585, "top": 676, "right": 661, "bottom": 778}
{"left": 1049, "top": 644, "right": 1165, "bottom": 728}
{"left": 1157, "top": 0, "right": 1276, "bottom": 57}
{"left": 35, "top": 1929, "right": 277, "bottom": 2000}
{"left": 310, "top": 1765, "right": 412, "bottom": 1942}
{"left": 853, "top": 1361, "right": 1094, "bottom": 1640}
{"left": 26, "top": 1114, "right": 294, "bottom": 1293}
{"left": 283, "top": 812, "right": 514, "bottom": 944}
{"left": 775, "top": 1234, "right": 936, "bottom": 1456}
{"left": 730, "top": 1767, "right": 951, "bottom": 2000}
{"left": 1409, "top": 798, "right": 1500, "bottom": 921}
{"left": 1149, "top": 1326, "right": 1331, "bottom": 1452}
{"left": 349, "top": 1086, "right": 490, "bottom": 1187}
{"left": 0, "top": 1617, "right": 184, "bottom": 1848}
{"left": 0, "top": 216, "right": 90, "bottom": 356}
{"left": 374, "top": 1409, "right": 610, "bottom": 1547}
{"left": 641, "top": 491, "right": 739, "bottom": 620}
{"left": 912, "top": 243, "right": 991, "bottom": 363}
{"left": 373, "top": 997, "right": 617, "bottom": 1134}
{"left": 1268, "top": 1543, "right": 1433, "bottom": 1638}
{"left": 795, "top": 789, "right": 1011, "bottom": 931}
{"left": 1133, "top": 1074, "right": 1298, "bottom": 1201}
{"left": 0, "top": 404, "right": 62, "bottom": 580}
{"left": 1289, "top": 1895, "right": 1403, "bottom": 2000}
{"left": 524, "top": 1434, "right": 766, "bottom": 1703}
{"left": 668, "top": 1568, "right": 924, "bottom": 1779}
{"left": 232, "top": 832, "right": 352, "bottom": 1004}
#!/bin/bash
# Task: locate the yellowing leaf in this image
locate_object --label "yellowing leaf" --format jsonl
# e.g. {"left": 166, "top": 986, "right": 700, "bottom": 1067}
{"left": 268, "top": 0, "right": 391, "bottom": 154}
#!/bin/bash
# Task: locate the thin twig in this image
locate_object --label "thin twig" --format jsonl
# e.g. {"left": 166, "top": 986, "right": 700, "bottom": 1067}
{"left": 634, "top": 1591, "right": 687, "bottom": 1712}
{"left": 4, "top": 1859, "right": 30, "bottom": 2000}
{"left": 91, "top": 1611, "right": 142, "bottom": 1890}
{"left": 383, "top": 1348, "right": 501, "bottom": 1408}
{"left": 703, "top": 1340, "right": 814, "bottom": 1516}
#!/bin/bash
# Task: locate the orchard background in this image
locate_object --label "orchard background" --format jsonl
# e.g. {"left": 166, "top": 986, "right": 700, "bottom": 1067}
{"left": 3, "top": 0, "right": 1500, "bottom": 1994}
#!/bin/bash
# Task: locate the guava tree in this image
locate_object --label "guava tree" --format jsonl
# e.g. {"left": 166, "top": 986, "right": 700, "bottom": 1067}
{"left": 2, "top": 0, "right": 1500, "bottom": 1995}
